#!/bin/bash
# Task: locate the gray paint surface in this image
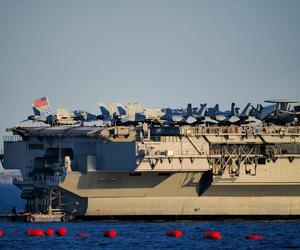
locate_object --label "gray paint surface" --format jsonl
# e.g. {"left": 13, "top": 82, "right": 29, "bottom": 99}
{"left": 3, "top": 141, "right": 27, "bottom": 176}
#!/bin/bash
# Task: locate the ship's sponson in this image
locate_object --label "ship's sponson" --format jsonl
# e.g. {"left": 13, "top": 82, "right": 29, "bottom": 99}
{"left": 7, "top": 126, "right": 104, "bottom": 137}
{"left": 7, "top": 126, "right": 136, "bottom": 142}
{"left": 7, "top": 124, "right": 300, "bottom": 139}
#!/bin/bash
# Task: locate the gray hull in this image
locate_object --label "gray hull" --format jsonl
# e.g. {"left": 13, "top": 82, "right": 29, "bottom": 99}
{"left": 59, "top": 161, "right": 300, "bottom": 216}
{"left": 5, "top": 125, "right": 300, "bottom": 217}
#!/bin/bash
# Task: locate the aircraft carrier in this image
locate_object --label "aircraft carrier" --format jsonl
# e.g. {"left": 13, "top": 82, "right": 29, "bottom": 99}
{"left": 1, "top": 97, "right": 300, "bottom": 221}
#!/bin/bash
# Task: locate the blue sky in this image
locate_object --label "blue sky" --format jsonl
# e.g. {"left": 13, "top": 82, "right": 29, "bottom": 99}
{"left": 0, "top": 0, "right": 299, "bottom": 145}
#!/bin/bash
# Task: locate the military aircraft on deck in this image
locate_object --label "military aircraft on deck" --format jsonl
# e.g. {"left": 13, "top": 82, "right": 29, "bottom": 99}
{"left": 99, "top": 102, "right": 146, "bottom": 125}
{"left": 203, "top": 103, "right": 241, "bottom": 125}
{"left": 24, "top": 97, "right": 300, "bottom": 127}
{"left": 159, "top": 104, "right": 198, "bottom": 125}
{"left": 261, "top": 99, "right": 299, "bottom": 125}
{"left": 73, "top": 110, "right": 98, "bottom": 122}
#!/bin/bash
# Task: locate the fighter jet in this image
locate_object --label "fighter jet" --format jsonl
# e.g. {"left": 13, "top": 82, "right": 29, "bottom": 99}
{"left": 121, "top": 103, "right": 146, "bottom": 124}
{"left": 190, "top": 103, "right": 217, "bottom": 125}
{"left": 160, "top": 104, "right": 197, "bottom": 125}
{"left": 159, "top": 108, "right": 182, "bottom": 125}
{"left": 98, "top": 102, "right": 146, "bottom": 125}
{"left": 204, "top": 103, "right": 240, "bottom": 125}
{"left": 73, "top": 110, "right": 97, "bottom": 122}
{"left": 183, "top": 103, "right": 197, "bottom": 124}
{"left": 98, "top": 103, "right": 113, "bottom": 122}
{"left": 235, "top": 103, "right": 262, "bottom": 124}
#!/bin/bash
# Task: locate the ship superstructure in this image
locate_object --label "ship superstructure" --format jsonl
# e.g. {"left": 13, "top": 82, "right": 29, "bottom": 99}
{"left": 1, "top": 98, "right": 300, "bottom": 220}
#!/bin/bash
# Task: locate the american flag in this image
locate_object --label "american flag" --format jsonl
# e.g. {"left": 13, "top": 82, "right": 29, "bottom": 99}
{"left": 33, "top": 96, "right": 51, "bottom": 118}
{"left": 33, "top": 97, "right": 48, "bottom": 108}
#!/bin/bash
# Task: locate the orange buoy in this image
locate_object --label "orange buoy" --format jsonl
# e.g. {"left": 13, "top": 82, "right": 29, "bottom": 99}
{"left": 0, "top": 229, "right": 3, "bottom": 237}
{"left": 26, "top": 228, "right": 36, "bottom": 236}
{"left": 103, "top": 229, "right": 117, "bottom": 238}
{"left": 166, "top": 230, "right": 182, "bottom": 238}
{"left": 245, "top": 234, "right": 264, "bottom": 240}
{"left": 76, "top": 233, "right": 89, "bottom": 237}
{"left": 45, "top": 228, "right": 55, "bottom": 236}
{"left": 35, "top": 229, "right": 45, "bottom": 237}
{"left": 204, "top": 231, "right": 222, "bottom": 239}
{"left": 57, "top": 227, "right": 67, "bottom": 236}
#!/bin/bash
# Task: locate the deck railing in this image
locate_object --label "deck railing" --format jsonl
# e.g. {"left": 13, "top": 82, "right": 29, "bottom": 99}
{"left": 181, "top": 125, "right": 300, "bottom": 136}
{"left": 3, "top": 135, "right": 23, "bottom": 142}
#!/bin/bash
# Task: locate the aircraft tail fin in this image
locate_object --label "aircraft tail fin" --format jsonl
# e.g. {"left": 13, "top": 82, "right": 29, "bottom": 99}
{"left": 240, "top": 103, "right": 252, "bottom": 116}
{"left": 187, "top": 103, "right": 193, "bottom": 116}
{"left": 231, "top": 102, "right": 236, "bottom": 115}
{"left": 215, "top": 104, "right": 219, "bottom": 111}
{"left": 98, "top": 103, "right": 111, "bottom": 121}
{"left": 197, "top": 103, "right": 207, "bottom": 116}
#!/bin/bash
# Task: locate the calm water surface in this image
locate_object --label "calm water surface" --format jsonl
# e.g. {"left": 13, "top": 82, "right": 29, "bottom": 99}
{"left": 0, "top": 184, "right": 299, "bottom": 250}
